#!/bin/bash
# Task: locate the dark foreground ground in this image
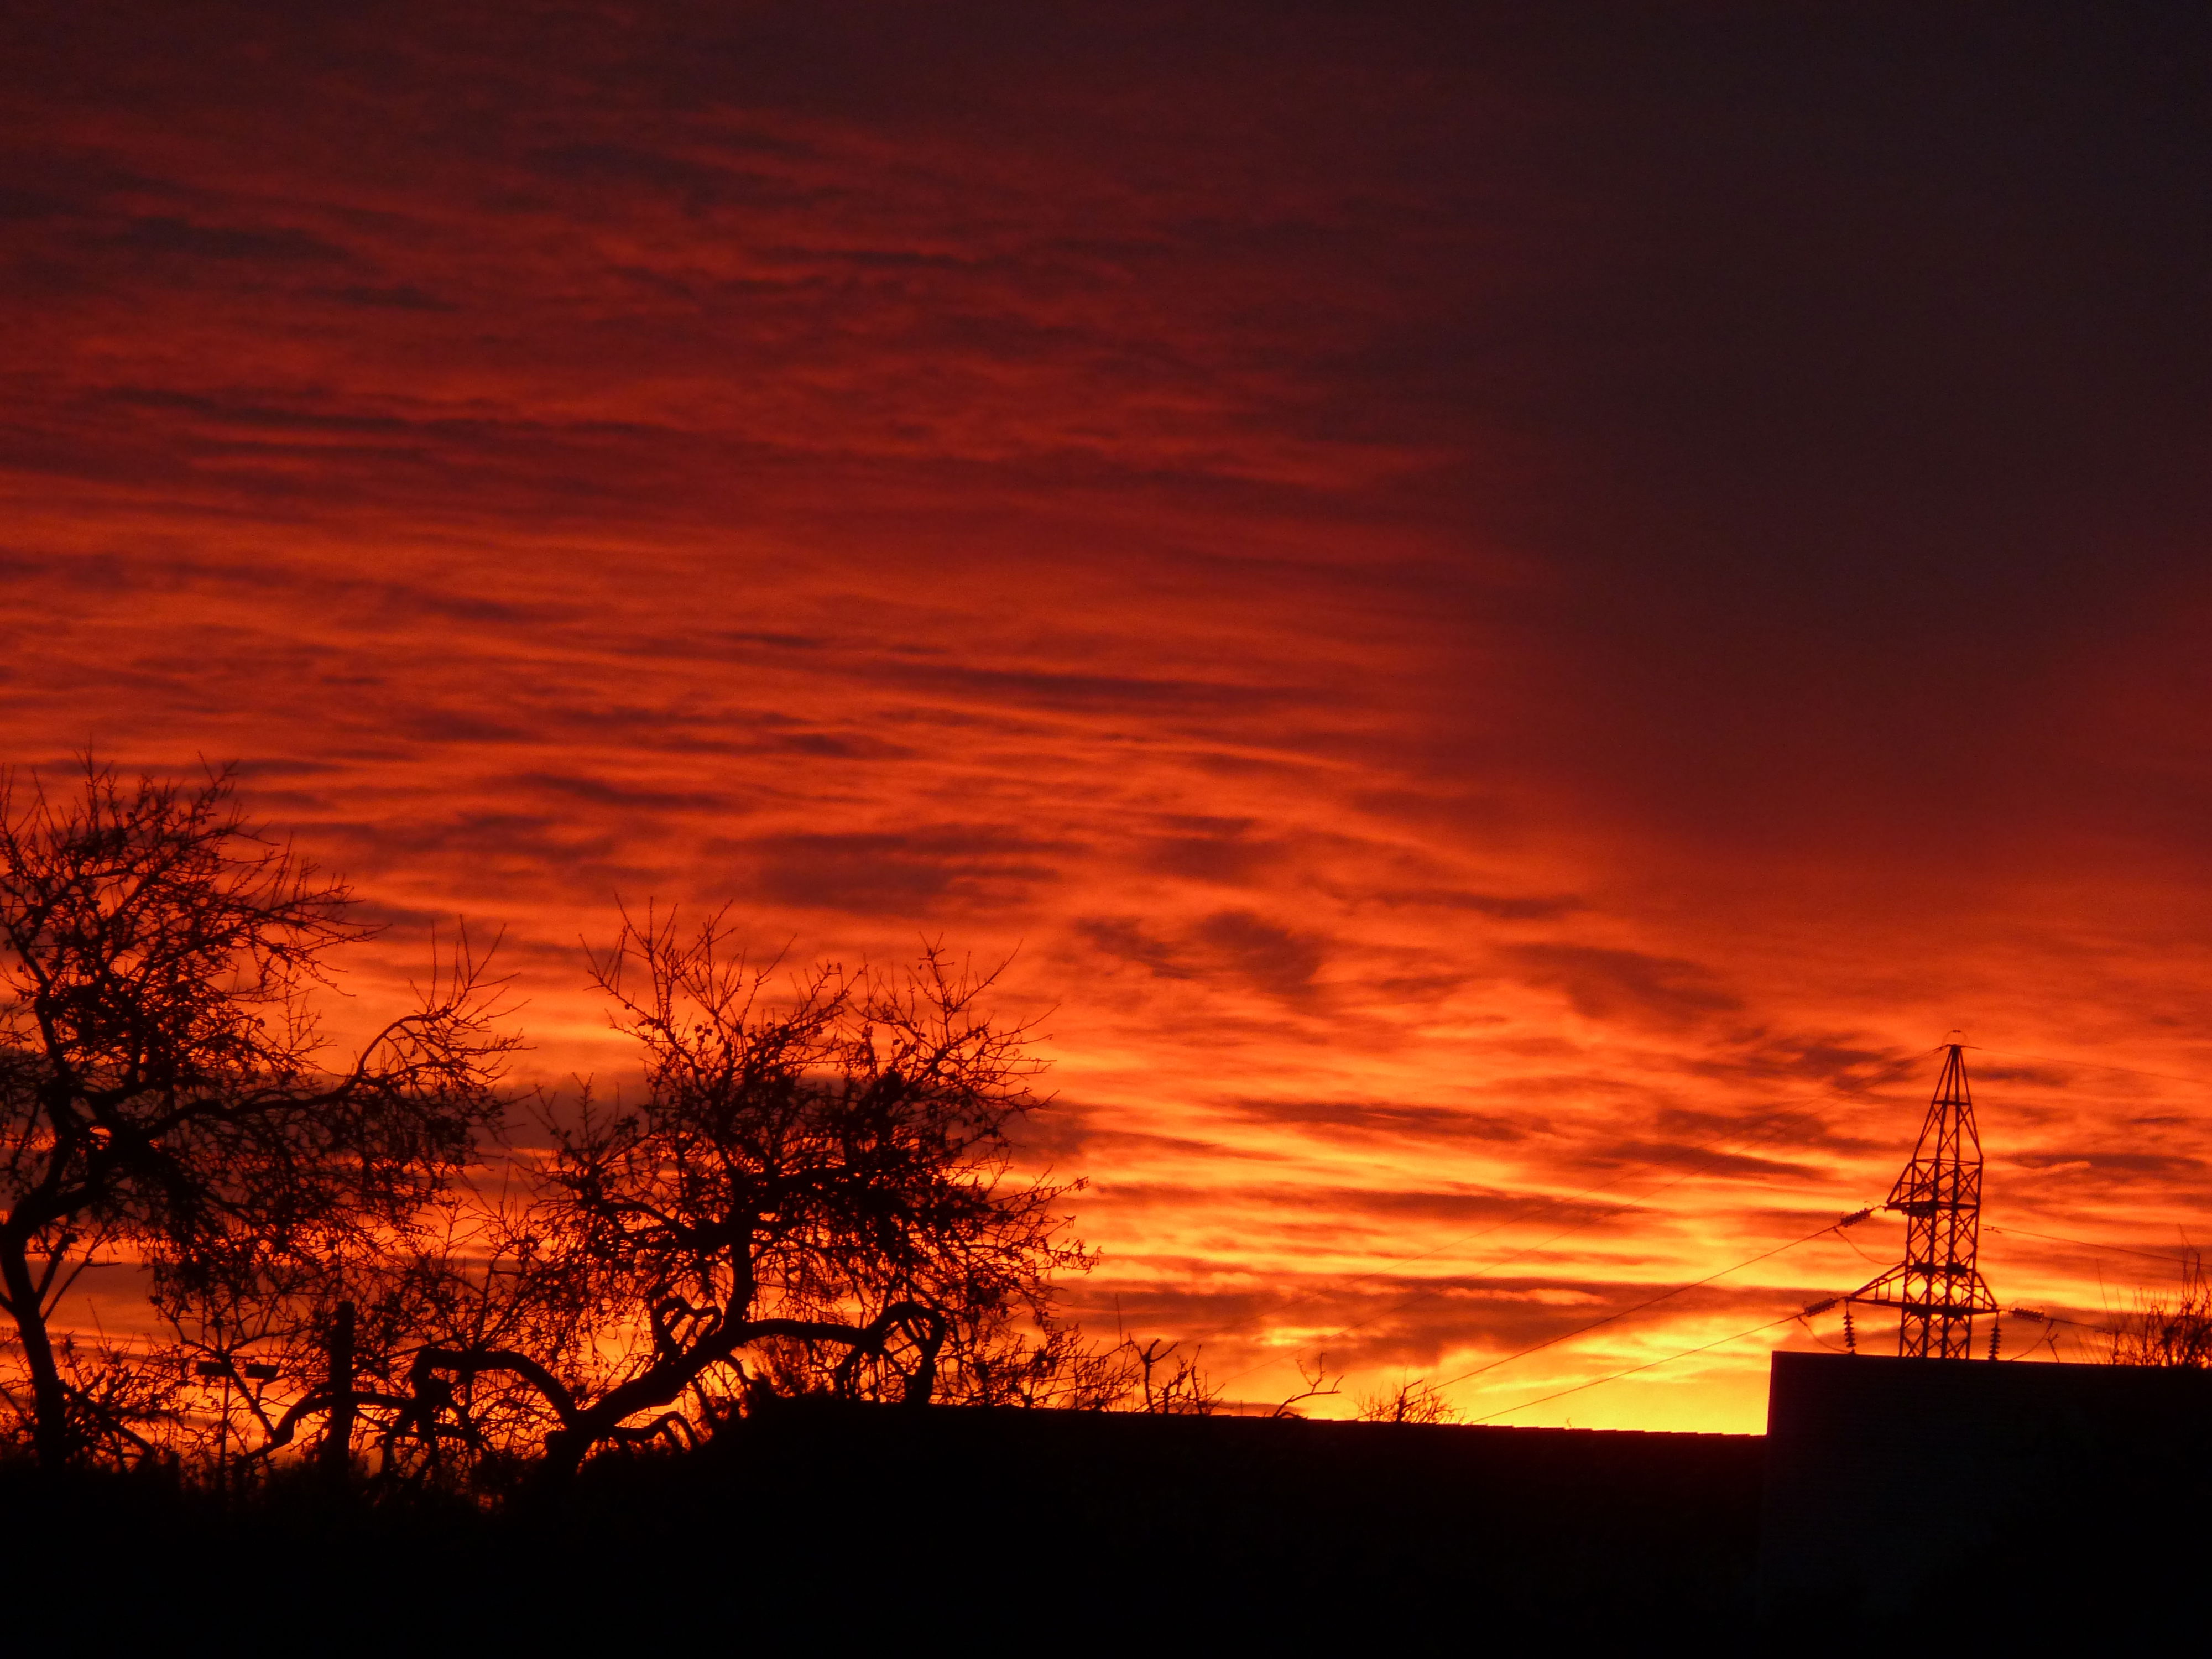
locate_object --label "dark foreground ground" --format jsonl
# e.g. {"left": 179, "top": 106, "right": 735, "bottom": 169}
{"left": 2, "top": 1406, "right": 1762, "bottom": 1646}
{"left": 9, "top": 1387, "right": 2203, "bottom": 1647}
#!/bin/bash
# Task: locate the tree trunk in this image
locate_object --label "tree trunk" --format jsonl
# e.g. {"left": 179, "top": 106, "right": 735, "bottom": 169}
{"left": 320, "top": 1298, "right": 356, "bottom": 1483}
{"left": 0, "top": 1238, "right": 69, "bottom": 1467}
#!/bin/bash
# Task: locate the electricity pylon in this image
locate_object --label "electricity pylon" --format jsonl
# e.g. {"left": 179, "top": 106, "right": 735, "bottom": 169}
{"left": 1846, "top": 1042, "right": 1999, "bottom": 1358}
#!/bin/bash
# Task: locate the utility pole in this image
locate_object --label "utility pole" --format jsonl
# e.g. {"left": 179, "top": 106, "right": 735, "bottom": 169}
{"left": 1847, "top": 1042, "right": 2000, "bottom": 1357}
{"left": 194, "top": 1316, "right": 232, "bottom": 1498}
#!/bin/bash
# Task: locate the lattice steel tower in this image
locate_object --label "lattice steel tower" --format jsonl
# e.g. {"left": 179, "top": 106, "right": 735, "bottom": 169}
{"left": 1847, "top": 1043, "right": 1999, "bottom": 1358}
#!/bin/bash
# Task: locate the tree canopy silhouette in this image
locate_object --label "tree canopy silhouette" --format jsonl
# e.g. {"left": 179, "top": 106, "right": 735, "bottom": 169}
{"left": 0, "top": 761, "right": 510, "bottom": 1466}
{"left": 0, "top": 764, "right": 1210, "bottom": 1484}
{"left": 399, "top": 909, "right": 1090, "bottom": 1474}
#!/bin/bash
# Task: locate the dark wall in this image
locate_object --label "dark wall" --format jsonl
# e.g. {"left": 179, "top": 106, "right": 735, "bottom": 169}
{"left": 1761, "top": 1351, "right": 2212, "bottom": 1629}
{"left": 21, "top": 1374, "right": 2208, "bottom": 1644}
{"left": 631, "top": 1404, "right": 1767, "bottom": 1633}
{"left": 0, "top": 1407, "right": 1765, "bottom": 1643}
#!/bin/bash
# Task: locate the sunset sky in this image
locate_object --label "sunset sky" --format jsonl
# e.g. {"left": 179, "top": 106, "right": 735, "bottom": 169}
{"left": 8, "top": 4, "right": 2212, "bottom": 1430}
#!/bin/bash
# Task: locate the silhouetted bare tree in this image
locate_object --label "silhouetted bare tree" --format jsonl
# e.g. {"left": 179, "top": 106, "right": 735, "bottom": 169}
{"left": 2111, "top": 1255, "right": 2212, "bottom": 1369}
{"left": 0, "top": 761, "right": 512, "bottom": 1467}
{"left": 184, "top": 1209, "right": 562, "bottom": 1489}
{"left": 1357, "top": 1378, "right": 1462, "bottom": 1424}
{"left": 928, "top": 1315, "right": 1127, "bottom": 1409}
{"left": 1267, "top": 1357, "right": 1343, "bottom": 1419}
{"left": 1121, "top": 1337, "right": 1223, "bottom": 1414}
{"left": 399, "top": 910, "right": 1089, "bottom": 1474}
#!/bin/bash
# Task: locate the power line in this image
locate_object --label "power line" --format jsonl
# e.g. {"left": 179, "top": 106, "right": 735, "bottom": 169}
{"left": 1304, "top": 1048, "right": 2190, "bottom": 1404}
{"left": 1975, "top": 1046, "right": 2211, "bottom": 1090}
{"left": 1465, "top": 1312, "right": 1803, "bottom": 1425}
{"left": 1261, "top": 1084, "right": 1852, "bottom": 1311}
{"left": 1985, "top": 1222, "right": 2197, "bottom": 1270}
{"left": 1209, "top": 1094, "right": 1868, "bottom": 1392}
{"left": 2030, "top": 1310, "right": 2120, "bottom": 1335}
{"left": 1430, "top": 1208, "right": 1872, "bottom": 1393}
{"left": 1238, "top": 1042, "right": 2187, "bottom": 1415}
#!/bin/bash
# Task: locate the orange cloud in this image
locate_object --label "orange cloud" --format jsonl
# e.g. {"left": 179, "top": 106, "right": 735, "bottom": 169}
{"left": 9, "top": 6, "right": 2212, "bottom": 1429}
